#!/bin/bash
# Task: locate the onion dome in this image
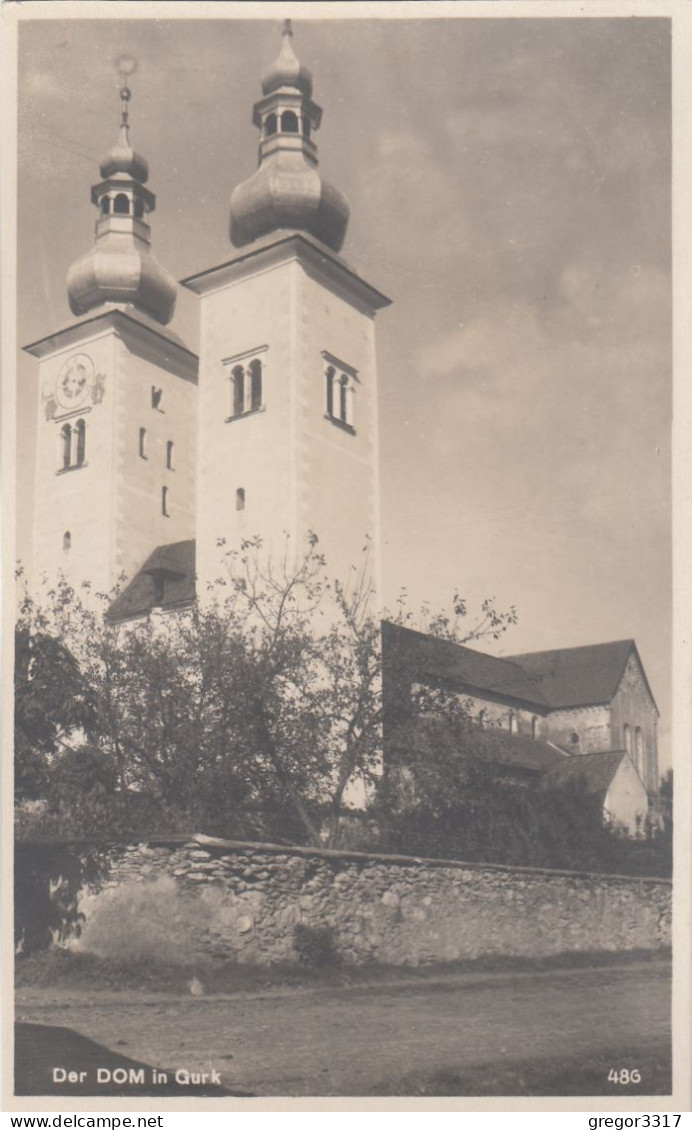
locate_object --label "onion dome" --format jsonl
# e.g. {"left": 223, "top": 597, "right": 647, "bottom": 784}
{"left": 261, "top": 20, "right": 313, "bottom": 97}
{"left": 66, "top": 77, "right": 176, "bottom": 325}
{"left": 230, "top": 20, "right": 350, "bottom": 254}
{"left": 99, "top": 90, "right": 149, "bottom": 183}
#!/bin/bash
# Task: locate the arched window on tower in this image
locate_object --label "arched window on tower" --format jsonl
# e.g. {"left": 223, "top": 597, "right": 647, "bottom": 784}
{"left": 60, "top": 424, "right": 72, "bottom": 470}
{"left": 114, "top": 193, "right": 130, "bottom": 215}
{"left": 232, "top": 365, "right": 245, "bottom": 417}
{"left": 265, "top": 112, "right": 278, "bottom": 137}
{"left": 75, "top": 419, "right": 86, "bottom": 466}
{"left": 325, "top": 367, "right": 335, "bottom": 418}
{"left": 623, "top": 723, "right": 632, "bottom": 757}
{"left": 101, "top": 196, "right": 110, "bottom": 215}
{"left": 249, "top": 359, "right": 262, "bottom": 412}
{"left": 281, "top": 110, "right": 299, "bottom": 133}
{"left": 635, "top": 727, "right": 645, "bottom": 777}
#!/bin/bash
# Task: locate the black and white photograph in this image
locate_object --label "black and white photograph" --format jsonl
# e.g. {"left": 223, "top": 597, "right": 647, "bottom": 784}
{"left": 4, "top": 0, "right": 688, "bottom": 1110}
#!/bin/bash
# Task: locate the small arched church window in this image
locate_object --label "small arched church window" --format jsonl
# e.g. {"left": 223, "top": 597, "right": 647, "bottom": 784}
{"left": 265, "top": 113, "right": 278, "bottom": 137}
{"left": 232, "top": 365, "right": 245, "bottom": 417}
{"left": 623, "top": 723, "right": 632, "bottom": 756}
{"left": 75, "top": 419, "right": 86, "bottom": 467}
{"left": 60, "top": 423, "right": 72, "bottom": 470}
{"left": 114, "top": 193, "right": 130, "bottom": 215}
{"left": 281, "top": 110, "right": 299, "bottom": 134}
{"left": 249, "top": 359, "right": 262, "bottom": 412}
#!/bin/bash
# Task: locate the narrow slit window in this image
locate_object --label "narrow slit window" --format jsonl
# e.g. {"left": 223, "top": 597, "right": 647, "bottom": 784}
{"left": 236, "top": 487, "right": 245, "bottom": 511}
{"left": 63, "top": 531, "right": 71, "bottom": 552}
{"left": 139, "top": 427, "right": 147, "bottom": 459}
{"left": 166, "top": 440, "right": 174, "bottom": 470}
{"left": 161, "top": 486, "right": 169, "bottom": 517}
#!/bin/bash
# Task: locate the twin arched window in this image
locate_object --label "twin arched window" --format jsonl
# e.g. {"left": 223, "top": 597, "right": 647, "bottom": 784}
{"left": 59, "top": 420, "right": 86, "bottom": 471}
{"left": 264, "top": 110, "right": 302, "bottom": 137}
{"left": 229, "top": 358, "right": 263, "bottom": 419}
{"left": 325, "top": 365, "right": 355, "bottom": 430}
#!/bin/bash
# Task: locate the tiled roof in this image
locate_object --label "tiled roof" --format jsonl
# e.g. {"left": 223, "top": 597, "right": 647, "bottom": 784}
{"left": 381, "top": 623, "right": 653, "bottom": 712}
{"left": 504, "top": 640, "right": 637, "bottom": 709}
{"left": 544, "top": 749, "right": 629, "bottom": 797}
{"left": 473, "top": 730, "right": 568, "bottom": 773}
{"left": 107, "top": 540, "right": 196, "bottom": 622}
{"left": 381, "top": 622, "right": 551, "bottom": 709}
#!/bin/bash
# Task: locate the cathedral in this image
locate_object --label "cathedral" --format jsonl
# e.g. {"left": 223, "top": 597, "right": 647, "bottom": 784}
{"left": 22, "top": 24, "right": 660, "bottom": 833}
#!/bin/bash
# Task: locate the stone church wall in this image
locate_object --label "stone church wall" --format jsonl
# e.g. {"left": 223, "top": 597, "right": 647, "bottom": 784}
{"left": 65, "top": 836, "right": 671, "bottom": 968}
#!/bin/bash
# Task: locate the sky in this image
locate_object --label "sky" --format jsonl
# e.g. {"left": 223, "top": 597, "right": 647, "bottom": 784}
{"left": 15, "top": 13, "right": 672, "bottom": 765}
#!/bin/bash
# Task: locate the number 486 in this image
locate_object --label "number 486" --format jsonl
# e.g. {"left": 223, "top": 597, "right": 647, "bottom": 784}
{"left": 608, "top": 1068, "right": 641, "bottom": 1084}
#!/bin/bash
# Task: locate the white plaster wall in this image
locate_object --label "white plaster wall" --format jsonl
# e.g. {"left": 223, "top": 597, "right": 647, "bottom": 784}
{"left": 115, "top": 336, "right": 196, "bottom": 583}
{"left": 30, "top": 323, "right": 197, "bottom": 600}
{"left": 604, "top": 757, "right": 649, "bottom": 834}
{"left": 195, "top": 256, "right": 381, "bottom": 601}
{"left": 610, "top": 655, "right": 659, "bottom": 792}
{"left": 31, "top": 328, "right": 118, "bottom": 596}
{"left": 541, "top": 705, "right": 612, "bottom": 754}
{"left": 297, "top": 269, "right": 380, "bottom": 594}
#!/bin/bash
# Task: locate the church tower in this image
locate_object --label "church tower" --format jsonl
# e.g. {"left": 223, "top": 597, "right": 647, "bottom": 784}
{"left": 24, "top": 68, "right": 198, "bottom": 597}
{"left": 184, "top": 23, "right": 390, "bottom": 598}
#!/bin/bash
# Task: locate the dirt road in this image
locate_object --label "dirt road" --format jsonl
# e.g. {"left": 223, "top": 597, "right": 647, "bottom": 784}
{"left": 15, "top": 959, "right": 671, "bottom": 1096}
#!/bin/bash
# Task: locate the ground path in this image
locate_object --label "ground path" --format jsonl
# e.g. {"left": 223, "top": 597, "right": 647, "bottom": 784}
{"left": 15, "top": 958, "right": 671, "bottom": 1097}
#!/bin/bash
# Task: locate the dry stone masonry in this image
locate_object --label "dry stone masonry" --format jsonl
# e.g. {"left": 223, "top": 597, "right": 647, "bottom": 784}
{"left": 71, "top": 835, "right": 671, "bottom": 967}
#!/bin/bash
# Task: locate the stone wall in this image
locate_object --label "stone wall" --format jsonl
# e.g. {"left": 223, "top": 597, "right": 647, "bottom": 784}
{"left": 70, "top": 835, "right": 671, "bottom": 967}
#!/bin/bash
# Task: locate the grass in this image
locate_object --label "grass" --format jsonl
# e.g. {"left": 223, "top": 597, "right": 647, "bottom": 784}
{"left": 368, "top": 1042, "right": 672, "bottom": 1097}
{"left": 15, "top": 945, "right": 670, "bottom": 997}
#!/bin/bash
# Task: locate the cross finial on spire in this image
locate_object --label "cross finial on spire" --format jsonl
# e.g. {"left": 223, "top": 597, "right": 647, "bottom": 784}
{"left": 114, "top": 54, "right": 137, "bottom": 130}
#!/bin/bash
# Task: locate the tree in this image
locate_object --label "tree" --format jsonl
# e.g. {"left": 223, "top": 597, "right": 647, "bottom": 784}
{"left": 14, "top": 538, "right": 517, "bottom": 848}
{"left": 14, "top": 610, "right": 96, "bottom": 803}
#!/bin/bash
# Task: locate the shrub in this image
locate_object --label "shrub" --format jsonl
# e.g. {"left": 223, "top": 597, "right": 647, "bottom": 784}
{"left": 292, "top": 923, "right": 341, "bottom": 967}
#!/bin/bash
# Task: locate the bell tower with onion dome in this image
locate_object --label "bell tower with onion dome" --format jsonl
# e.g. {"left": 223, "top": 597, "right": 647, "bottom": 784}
{"left": 24, "top": 60, "right": 198, "bottom": 597}
{"left": 184, "top": 21, "right": 391, "bottom": 599}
